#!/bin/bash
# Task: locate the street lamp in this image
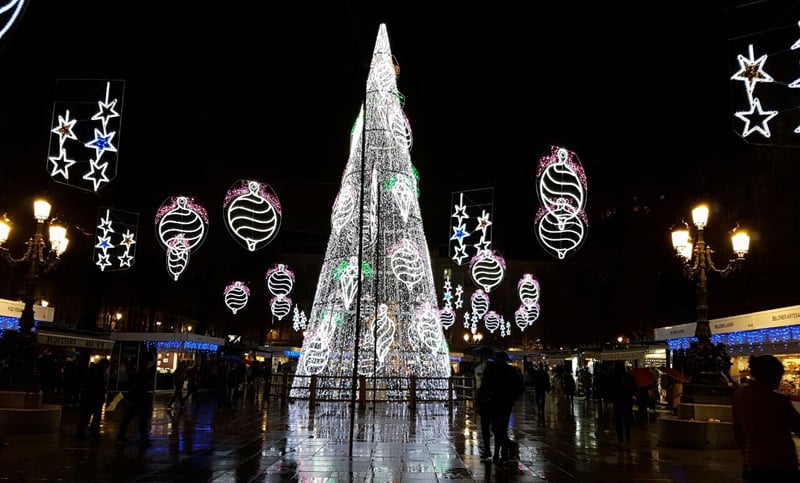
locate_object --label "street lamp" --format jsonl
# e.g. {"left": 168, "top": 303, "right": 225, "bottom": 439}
{"left": 463, "top": 331, "right": 483, "bottom": 345}
{"left": 0, "top": 197, "right": 69, "bottom": 334}
{"left": 671, "top": 203, "right": 749, "bottom": 384}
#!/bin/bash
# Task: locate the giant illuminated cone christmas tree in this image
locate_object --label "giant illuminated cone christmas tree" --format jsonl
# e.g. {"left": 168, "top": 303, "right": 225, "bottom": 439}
{"left": 290, "top": 24, "right": 450, "bottom": 401}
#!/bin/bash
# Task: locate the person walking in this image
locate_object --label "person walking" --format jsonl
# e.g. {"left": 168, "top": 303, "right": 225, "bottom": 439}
{"left": 473, "top": 355, "right": 492, "bottom": 460}
{"left": 532, "top": 363, "right": 550, "bottom": 417}
{"left": 75, "top": 358, "right": 110, "bottom": 441}
{"left": 732, "top": 355, "right": 800, "bottom": 482}
{"left": 167, "top": 360, "right": 188, "bottom": 409}
{"left": 184, "top": 365, "right": 201, "bottom": 408}
{"left": 562, "top": 371, "right": 576, "bottom": 411}
{"left": 479, "top": 351, "right": 525, "bottom": 463}
{"left": 116, "top": 357, "right": 155, "bottom": 445}
{"left": 609, "top": 361, "right": 637, "bottom": 447}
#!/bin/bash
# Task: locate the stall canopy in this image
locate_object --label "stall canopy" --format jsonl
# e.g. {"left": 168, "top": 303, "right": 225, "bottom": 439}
{"left": 37, "top": 330, "right": 114, "bottom": 351}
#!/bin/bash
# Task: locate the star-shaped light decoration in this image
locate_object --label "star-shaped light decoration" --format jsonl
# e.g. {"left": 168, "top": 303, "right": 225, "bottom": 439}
{"left": 98, "top": 210, "right": 114, "bottom": 233}
{"left": 82, "top": 158, "right": 111, "bottom": 191}
{"left": 452, "top": 244, "right": 468, "bottom": 265}
{"left": 451, "top": 193, "right": 468, "bottom": 222}
{"left": 48, "top": 149, "right": 76, "bottom": 180}
{"left": 95, "top": 234, "right": 114, "bottom": 251}
{"left": 120, "top": 230, "right": 136, "bottom": 248}
{"left": 474, "top": 210, "right": 492, "bottom": 232}
{"left": 118, "top": 253, "right": 134, "bottom": 268}
{"left": 96, "top": 252, "right": 112, "bottom": 271}
{"left": 91, "top": 97, "right": 120, "bottom": 129}
{"left": 50, "top": 110, "right": 78, "bottom": 147}
{"left": 84, "top": 128, "right": 117, "bottom": 159}
{"left": 450, "top": 223, "right": 470, "bottom": 243}
{"left": 730, "top": 44, "right": 774, "bottom": 95}
{"left": 734, "top": 97, "right": 778, "bottom": 138}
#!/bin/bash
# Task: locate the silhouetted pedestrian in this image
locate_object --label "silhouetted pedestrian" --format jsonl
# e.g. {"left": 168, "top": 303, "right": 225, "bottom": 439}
{"left": 733, "top": 355, "right": 800, "bottom": 482}
{"left": 479, "top": 351, "right": 525, "bottom": 463}
{"left": 474, "top": 356, "right": 492, "bottom": 460}
{"left": 75, "top": 358, "right": 110, "bottom": 441}
{"left": 532, "top": 363, "right": 550, "bottom": 416}
{"left": 116, "top": 357, "right": 155, "bottom": 445}
{"left": 610, "top": 361, "right": 636, "bottom": 447}
{"left": 185, "top": 365, "right": 200, "bottom": 407}
{"left": 167, "top": 360, "right": 187, "bottom": 409}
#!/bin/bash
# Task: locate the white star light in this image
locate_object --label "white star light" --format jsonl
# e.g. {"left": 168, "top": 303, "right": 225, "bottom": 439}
{"left": 50, "top": 110, "right": 78, "bottom": 147}
{"left": 474, "top": 210, "right": 492, "bottom": 233}
{"left": 48, "top": 149, "right": 76, "bottom": 180}
{"left": 730, "top": 44, "right": 774, "bottom": 95}
{"left": 452, "top": 245, "right": 468, "bottom": 265}
{"left": 735, "top": 97, "right": 778, "bottom": 138}
{"left": 82, "top": 158, "right": 111, "bottom": 191}
{"left": 452, "top": 197, "right": 468, "bottom": 222}
{"left": 118, "top": 253, "right": 134, "bottom": 268}
{"left": 97, "top": 209, "right": 114, "bottom": 233}
{"left": 92, "top": 98, "right": 120, "bottom": 128}
{"left": 96, "top": 252, "right": 112, "bottom": 271}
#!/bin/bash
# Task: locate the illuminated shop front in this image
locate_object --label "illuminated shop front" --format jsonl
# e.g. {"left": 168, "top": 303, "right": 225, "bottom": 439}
{"left": 655, "top": 305, "right": 800, "bottom": 399}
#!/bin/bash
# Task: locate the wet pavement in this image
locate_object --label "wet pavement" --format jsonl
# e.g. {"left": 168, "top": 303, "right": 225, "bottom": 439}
{"left": 0, "top": 388, "right": 785, "bottom": 482}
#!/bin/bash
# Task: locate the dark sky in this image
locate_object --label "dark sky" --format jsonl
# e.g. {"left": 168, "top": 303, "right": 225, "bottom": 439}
{"left": 1, "top": 1, "right": 799, "bottom": 345}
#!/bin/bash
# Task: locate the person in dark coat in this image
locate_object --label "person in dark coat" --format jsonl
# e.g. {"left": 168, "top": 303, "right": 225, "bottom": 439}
{"left": 75, "top": 358, "right": 110, "bottom": 441}
{"left": 610, "top": 361, "right": 637, "bottom": 446}
{"left": 116, "top": 357, "right": 155, "bottom": 445}
{"left": 532, "top": 363, "right": 550, "bottom": 416}
{"left": 478, "top": 351, "right": 525, "bottom": 463}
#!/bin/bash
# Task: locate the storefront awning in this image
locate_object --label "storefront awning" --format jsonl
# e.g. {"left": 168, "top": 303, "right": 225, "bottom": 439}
{"left": 583, "top": 349, "right": 646, "bottom": 361}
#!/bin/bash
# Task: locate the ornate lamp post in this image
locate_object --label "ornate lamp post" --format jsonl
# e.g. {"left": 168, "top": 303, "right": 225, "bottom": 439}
{"left": 463, "top": 330, "right": 483, "bottom": 346}
{"left": 0, "top": 198, "right": 69, "bottom": 390}
{"left": 670, "top": 203, "right": 749, "bottom": 385}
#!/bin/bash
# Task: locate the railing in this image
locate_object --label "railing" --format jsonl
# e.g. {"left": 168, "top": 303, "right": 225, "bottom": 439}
{"left": 267, "top": 373, "right": 478, "bottom": 412}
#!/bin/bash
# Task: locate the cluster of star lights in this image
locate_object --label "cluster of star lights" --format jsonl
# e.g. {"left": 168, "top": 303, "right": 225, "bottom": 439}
{"left": 94, "top": 207, "right": 138, "bottom": 271}
{"left": 290, "top": 24, "right": 451, "bottom": 402}
{"left": 48, "top": 80, "right": 124, "bottom": 192}
{"left": 730, "top": 24, "right": 800, "bottom": 138}
{"left": 449, "top": 191, "right": 493, "bottom": 266}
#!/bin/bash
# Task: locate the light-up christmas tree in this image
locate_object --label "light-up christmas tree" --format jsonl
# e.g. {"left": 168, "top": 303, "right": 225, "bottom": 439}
{"left": 290, "top": 24, "right": 451, "bottom": 401}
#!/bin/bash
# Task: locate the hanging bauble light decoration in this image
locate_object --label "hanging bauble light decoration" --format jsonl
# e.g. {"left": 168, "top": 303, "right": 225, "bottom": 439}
{"left": 469, "top": 249, "right": 506, "bottom": 293}
{"left": 223, "top": 179, "right": 282, "bottom": 252}
{"left": 154, "top": 195, "right": 208, "bottom": 281}
{"left": 223, "top": 281, "right": 250, "bottom": 314}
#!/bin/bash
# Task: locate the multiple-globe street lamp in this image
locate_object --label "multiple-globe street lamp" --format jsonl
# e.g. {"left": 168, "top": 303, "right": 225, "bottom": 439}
{"left": 670, "top": 203, "right": 750, "bottom": 384}
{"left": 0, "top": 198, "right": 69, "bottom": 334}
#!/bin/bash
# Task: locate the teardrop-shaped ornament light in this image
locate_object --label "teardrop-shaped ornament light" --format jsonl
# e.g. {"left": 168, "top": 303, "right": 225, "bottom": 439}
{"left": 223, "top": 179, "right": 282, "bottom": 252}
{"left": 224, "top": 281, "right": 250, "bottom": 314}
{"left": 469, "top": 250, "right": 506, "bottom": 293}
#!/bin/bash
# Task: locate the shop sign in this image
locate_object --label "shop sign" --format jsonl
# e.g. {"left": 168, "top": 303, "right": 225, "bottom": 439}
{"left": 0, "top": 298, "right": 54, "bottom": 322}
{"left": 37, "top": 332, "right": 114, "bottom": 350}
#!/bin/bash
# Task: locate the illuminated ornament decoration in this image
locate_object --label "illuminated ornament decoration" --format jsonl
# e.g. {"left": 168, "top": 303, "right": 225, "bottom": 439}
{"left": 266, "top": 264, "right": 295, "bottom": 321}
{"left": 535, "top": 145, "right": 588, "bottom": 259}
{"left": 484, "top": 310, "right": 501, "bottom": 333}
{"left": 154, "top": 195, "right": 209, "bottom": 281}
{"left": 415, "top": 303, "right": 445, "bottom": 354}
{"left": 470, "top": 289, "right": 489, "bottom": 322}
{"left": 300, "top": 312, "right": 338, "bottom": 375}
{"left": 270, "top": 296, "right": 292, "bottom": 321}
{"left": 517, "top": 273, "right": 541, "bottom": 311}
{"left": 439, "top": 307, "right": 455, "bottom": 329}
{"left": 469, "top": 249, "right": 506, "bottom": 293}
{"left": 266, "top": 263, "right": 295, "bottom": 297}
{"left": 93, "top": 206, "right": 138, "bottom": 272}
{"left": 47, "top": 79, "right": 124, "bottom": 193}
{"left": 291, "top": 24, "right": 450, "bottom": 401}
{"left": 331, "top": 185, "right": 357, "bottom": 235}
{"left": 515, "top": 306, "right": 529, "bottom": 330}
{"left": 223, "top": 179, "right": 282, "bottom": 252}
{"left": 0, "top": 0, "right": 28, "bottom": 42}
{"left": 388, "top": 238, "right": 425, "bottom": 290}
{"left": 223, "top": 281, "right": 250, "bottom": 314}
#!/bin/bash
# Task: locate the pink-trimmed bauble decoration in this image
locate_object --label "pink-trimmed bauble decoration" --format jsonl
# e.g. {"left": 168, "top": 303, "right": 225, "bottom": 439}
{"left": 155, "top": 195, "right": 209, "bottom": 281}
{"left": 469, "top": 250, "right": 506, "bottom": 293}
{"left": 224, "top": 281, "right": 250, "bottom": 314}
{"left": 223, "top": 179, "right": 282, "bottom": 252}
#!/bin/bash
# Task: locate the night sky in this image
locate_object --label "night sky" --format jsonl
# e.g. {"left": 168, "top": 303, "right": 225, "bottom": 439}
{"left": 1, "top": 1, "right": 799, "bottom": 346}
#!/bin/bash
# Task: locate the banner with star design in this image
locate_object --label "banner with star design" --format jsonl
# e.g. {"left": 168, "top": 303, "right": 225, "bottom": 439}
{"left": 448, "top": 188, "right": 494, "bottom": 265}
{"left": 93, "top": 207, "right": 139, "bottom": 272}
{"left": 47, "top": 79, "right": 124, "bottom": 192}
